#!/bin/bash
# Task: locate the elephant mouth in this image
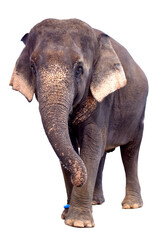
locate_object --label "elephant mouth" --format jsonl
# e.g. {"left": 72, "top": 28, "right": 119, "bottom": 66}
{"left": 70, "top": 94, "right": 97, "bottom": 125}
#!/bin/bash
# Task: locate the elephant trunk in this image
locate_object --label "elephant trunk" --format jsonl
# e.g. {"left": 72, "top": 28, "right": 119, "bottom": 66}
{"left": 38, "top": 66, "right": 87, "bottom": 187}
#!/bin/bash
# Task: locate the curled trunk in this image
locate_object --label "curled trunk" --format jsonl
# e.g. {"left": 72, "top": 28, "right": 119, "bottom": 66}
{"left": 38, "top": 69, "right": 87, "bottom": 187}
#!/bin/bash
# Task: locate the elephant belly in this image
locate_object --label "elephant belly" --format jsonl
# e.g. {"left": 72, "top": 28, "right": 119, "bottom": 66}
{"left": 105, "top": 129, "right": 132, "bottom": 153}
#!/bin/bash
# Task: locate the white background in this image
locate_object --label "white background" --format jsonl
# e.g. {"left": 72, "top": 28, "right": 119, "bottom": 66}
{"left": 0, "top": 0, "right": 160, "bottom": 239}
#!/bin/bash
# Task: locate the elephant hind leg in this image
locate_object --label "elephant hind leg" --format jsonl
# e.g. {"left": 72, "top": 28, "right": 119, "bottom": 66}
{"left": 92, "top": 152, "right": 106, "bottom": 205}
{"left": 120, "top": 125, "right": 144, "bottom": 209}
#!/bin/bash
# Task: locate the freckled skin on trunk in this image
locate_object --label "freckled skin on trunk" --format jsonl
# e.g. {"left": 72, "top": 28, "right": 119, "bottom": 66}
{"left": 38, "top": 66, "right": 87, "bottom": 187}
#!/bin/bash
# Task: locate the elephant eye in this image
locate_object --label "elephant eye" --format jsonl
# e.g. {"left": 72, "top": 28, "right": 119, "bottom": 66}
{"left": 30, "top": 62, "right": 36, "bottom": 75}
{"left": 75, "top": 64, "right": 84, "bottom": 78}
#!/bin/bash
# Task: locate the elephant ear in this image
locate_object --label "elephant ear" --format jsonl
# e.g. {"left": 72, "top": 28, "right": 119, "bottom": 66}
{"left": 90, "top": 33, "right": 127, "bottom": 102}
{"left": 10, "top": 34, "right": 35, "bottom": 102}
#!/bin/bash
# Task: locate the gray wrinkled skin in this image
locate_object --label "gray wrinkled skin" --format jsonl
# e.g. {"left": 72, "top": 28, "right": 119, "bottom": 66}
{"left": 10, "top": 19, "right": 148, "bottom": 228}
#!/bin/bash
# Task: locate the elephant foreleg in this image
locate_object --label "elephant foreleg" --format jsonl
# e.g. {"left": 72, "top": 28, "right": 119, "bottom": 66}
{"left": 61, "top": 167, "right": 72, "bottom": 219}
{"left": 61, "top": 128, "right": 79, "bottom": 219}
{"left": 64, "top": 124, "right": 104, "bottom": 228}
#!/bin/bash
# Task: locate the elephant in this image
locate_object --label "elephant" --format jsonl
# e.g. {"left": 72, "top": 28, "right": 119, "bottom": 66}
{"left": 10, "top": 18, "right": 148, "bottom": 228}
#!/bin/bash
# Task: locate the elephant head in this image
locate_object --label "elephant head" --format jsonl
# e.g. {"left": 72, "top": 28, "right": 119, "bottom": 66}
{"left": 10, "top": 19, "right": 127, "bottom": 187}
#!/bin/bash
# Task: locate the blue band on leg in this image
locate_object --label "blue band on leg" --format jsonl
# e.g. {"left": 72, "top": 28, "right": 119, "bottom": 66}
{"left": 64, "top": 204, "right": 70, "bottom": 209}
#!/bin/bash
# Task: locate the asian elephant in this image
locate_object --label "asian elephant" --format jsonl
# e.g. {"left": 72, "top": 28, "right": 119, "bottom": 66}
{"left": 10, "top": 19, "right": 148, "bottom": 228}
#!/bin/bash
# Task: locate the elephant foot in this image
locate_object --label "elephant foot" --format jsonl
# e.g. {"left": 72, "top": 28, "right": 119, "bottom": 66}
{"left": 61, "top": 208, "right": 68, "bottom": 219}
{"left": 122, "top": 192, "right": 143, "bottom": 209}
{"left": 92, "top": 188, "right": 105, "bottom": 205}
{"left": 92, "top": 191, "right": 105, "bottom": 205}
{"left": 64, "top": 206, "right": 95, "bottom": 228}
